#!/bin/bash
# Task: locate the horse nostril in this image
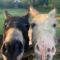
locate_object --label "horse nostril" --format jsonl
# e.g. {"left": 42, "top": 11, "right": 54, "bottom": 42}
{"left": 47, "top": 48, "right": 50, "bottom": 52}
{"left": 2, "top": 44, "right": 8, "bottom": 54}
{"left": 52, "top": 47, "right": 54, "bottom": 52}
{"left": 15, "top": 41, "right": 23, "bottom": 53}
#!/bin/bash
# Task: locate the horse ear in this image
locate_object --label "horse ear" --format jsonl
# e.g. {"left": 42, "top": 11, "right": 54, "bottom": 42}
{"left": 48, "top": 9, "right": 56, "bottom": 17}
{"left": 4, "top": 10, "right": 11, "bottom": 20}
{"left": 25, "top": 10, "right": 30, "bottom": 18}
{"left": 28, "top": 5, "right": 39, "bottom": 18}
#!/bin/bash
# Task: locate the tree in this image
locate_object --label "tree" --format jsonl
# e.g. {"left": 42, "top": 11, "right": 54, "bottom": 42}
{"left": 52, "top": 0, "right": 56, "bottom": 8}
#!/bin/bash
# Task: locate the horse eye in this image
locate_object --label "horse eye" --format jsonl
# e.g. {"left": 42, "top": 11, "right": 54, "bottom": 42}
{"left": 31, "top": 23, "right": 36, "bottom": 28}
{"left": 53, "top": 24, "right": 56, "bottom": 27}
{"left": 4, "top": 23, "right": 9, "bottom": 28}
{"left": 5, "top": 23, "right": 7, "bottom": 26}
{"left": 24, "top": 24, "right": 28, "bottom": 26}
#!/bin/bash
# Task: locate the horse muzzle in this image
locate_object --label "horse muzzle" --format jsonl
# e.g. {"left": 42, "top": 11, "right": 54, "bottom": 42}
{"left": 1, "top": 39, "right": 24, "bottom": 60}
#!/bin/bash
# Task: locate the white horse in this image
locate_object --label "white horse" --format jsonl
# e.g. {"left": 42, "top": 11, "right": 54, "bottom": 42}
{"left": 29, "top": 6, "right": 57, "bottom": 60}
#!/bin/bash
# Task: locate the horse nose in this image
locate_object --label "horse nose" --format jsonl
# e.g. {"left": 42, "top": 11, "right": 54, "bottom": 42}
{"left": 2, "top": 40, "right": 23, "bottom": 56}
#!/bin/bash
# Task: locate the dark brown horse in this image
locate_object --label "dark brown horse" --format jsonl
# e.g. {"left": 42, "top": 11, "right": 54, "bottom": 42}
{"left": 1, "top": 10, "right": 30, "bottom": 60}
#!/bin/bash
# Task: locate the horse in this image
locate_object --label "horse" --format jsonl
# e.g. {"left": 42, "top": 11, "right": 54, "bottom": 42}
{"left": 1, "top": 10, "right": 30, "bottom": 60}
{"left": 29, "top": 6, "right": 57, "bottom": 60}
